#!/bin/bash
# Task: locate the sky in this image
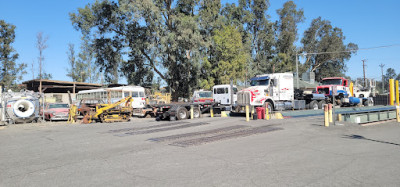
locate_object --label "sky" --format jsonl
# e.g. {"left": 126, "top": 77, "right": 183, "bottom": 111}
{"left": 1, "top": 0, "right": 399, "bottom": 84}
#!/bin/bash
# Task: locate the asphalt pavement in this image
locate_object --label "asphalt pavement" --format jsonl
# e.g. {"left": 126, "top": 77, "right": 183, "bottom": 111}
{"left": 1, "top": 116, "right": 400, "bottom": 186}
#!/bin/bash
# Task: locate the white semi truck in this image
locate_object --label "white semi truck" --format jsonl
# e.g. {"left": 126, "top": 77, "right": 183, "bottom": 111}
{"left": 236, "top": 72, "right": 313, "bottom": 111}
{"left": 236, "top": 72, "right": 367, "bottom": 112}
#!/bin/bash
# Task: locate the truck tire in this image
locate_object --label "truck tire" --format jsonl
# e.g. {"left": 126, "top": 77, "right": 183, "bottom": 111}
{"left": 363, "top": 99, "right": 373, "bottom": 106}
{"left": 177, "top": 107, "right": 188, "bottom": 120}
{"left": 309, "top": 100, "right": 319, "bottom": 110}
{"left": 318, "top": 100, "right": 326, "bottom": 109}
{"left": 263, "top": 101, "right": 274, "bottom": 114}
{"left": 192, "top": 108, "right": 200, "bottom": 118}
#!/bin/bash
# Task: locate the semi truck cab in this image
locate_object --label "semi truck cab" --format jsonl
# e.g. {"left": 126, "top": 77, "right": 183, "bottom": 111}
{"left": 237, "top": 73, "right": 294, "bottom": 110}
{"left": 316, "top": 77, "right": 350, "bottom": 98}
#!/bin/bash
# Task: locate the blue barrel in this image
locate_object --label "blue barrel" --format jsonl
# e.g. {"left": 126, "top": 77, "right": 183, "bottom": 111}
{"left": 349, "top": 97, "right": 361, "bottom": 105}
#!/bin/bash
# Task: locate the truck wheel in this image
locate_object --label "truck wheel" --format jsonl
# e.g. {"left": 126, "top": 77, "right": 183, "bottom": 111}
{"left": 364, "top": 100, "right": 373, "bottom": 106}
{"left": 318, "top": 100, "right": 326, "bottom": 109}
{"left": 177, "top": 107, "right": 188, "bottom": 120}
{"left": 309, "top": 100, "right": 319, "bottom": 110}
{"left": 192, "top": 108, "right": 200, "bottom": 118}
{"left": 263, "top": 101, "right": 274, "bottom": 114}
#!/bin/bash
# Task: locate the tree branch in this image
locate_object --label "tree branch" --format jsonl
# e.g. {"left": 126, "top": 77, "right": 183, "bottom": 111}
{"left": 141, "top": 49, "right": 166, "bottom": 81}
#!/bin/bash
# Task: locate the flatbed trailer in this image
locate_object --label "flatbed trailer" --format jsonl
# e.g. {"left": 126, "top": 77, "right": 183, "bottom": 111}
{"left": 151, "top": 102, "right": 218, "bottom": 121}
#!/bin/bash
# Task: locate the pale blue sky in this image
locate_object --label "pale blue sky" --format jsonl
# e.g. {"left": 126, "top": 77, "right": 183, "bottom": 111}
{"left": 1, "top": 0, "right": 399, "bottom": 83}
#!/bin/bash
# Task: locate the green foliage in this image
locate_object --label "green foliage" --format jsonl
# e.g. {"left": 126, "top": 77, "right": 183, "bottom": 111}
{"left": 213, "top": 25, "right": 249, "bottom": 84}
{"left": 69, "top": 0, "right": 358, "bottom": 99}
{"left": 0, "top": 20, "right": 26, "bottom": 91}
{"left": 66, "top": 43, "right": 89, "bottom": 82}
{"left": 301, "top": 17, "right": 358, "bottom": 81}
{"left": 274, "top": 0, "right": 304, "bottom": 73}
{"left": 70, "top": 0, "right": 125, "bottom": 84}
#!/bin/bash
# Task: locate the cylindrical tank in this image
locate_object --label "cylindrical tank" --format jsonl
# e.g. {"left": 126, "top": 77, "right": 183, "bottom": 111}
{"left": 348, "top": 97, "right": 361, "bottom": 105}
{"left": 3, "top": 90, "right": 40, "bottom": 124}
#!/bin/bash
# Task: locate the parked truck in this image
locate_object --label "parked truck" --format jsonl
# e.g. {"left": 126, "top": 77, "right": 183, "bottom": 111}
{"left": 353, "top": 78, "right": 376, "bottom": 106}
{"left": 316, "top": 77, "right": 374, "bottom": 106}
{"left": 236, "top": 72, "right": 325, "bottom": 112}
{"left": 212, "top": 84, "right": 238, "bottom": 111}
{"left": 236, "top": 72, "right": 367, "bottom": 113}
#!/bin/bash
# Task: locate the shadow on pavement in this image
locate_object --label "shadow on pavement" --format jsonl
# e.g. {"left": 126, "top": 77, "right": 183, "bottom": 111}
{"left": 343, "top": 134, "right": 400, "bottom": 147}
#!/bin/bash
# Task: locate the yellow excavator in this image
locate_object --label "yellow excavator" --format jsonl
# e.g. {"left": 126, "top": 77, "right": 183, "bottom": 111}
{"left": 82, "top": 96, "right": 133, "bottom": 124}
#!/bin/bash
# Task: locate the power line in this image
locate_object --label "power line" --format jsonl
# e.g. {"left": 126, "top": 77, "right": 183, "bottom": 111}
{"left": 304, "top": 44, "right": 400, "bottom": 55}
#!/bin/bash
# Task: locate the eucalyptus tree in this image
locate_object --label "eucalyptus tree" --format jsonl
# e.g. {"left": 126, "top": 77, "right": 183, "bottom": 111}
{"left": 301, "top": 17, "right": 358, "bottom": 81}
{"left": 274, "top": 0, "right": 304, "bottom": 73}
{"left": 0, "top": 20, "right": 26, "bottom": 90}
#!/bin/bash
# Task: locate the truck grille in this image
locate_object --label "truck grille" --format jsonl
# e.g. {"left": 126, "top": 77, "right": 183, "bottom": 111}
{"left": 318, "top": 88, "right": 330, "bottom": 95}
{"left": 237, "top": 92, "right": 251, "bottom": 106}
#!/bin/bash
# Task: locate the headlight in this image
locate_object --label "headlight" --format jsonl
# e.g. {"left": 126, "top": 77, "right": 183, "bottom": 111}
{"left": 52, "top": 112, "right": 57, "bottom": 116}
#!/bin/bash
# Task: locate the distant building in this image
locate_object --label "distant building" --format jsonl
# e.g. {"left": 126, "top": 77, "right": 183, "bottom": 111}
{"left": 23, "top": 79, "right": 102, "bottom": 103}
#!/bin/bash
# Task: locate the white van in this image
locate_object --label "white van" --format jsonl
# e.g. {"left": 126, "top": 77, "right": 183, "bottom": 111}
{"left": 212, "top": 84, "right": 238, "bottom": 105}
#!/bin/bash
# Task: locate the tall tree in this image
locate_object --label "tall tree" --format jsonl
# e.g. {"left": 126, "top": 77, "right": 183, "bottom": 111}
{"left": 70, "top": 0, "right": 124, "bottom": 84}
{"left": 79, "top": 36, "right": 98, "bottom": 83}
{"left": 247, "top": 0, "right": 275, "bottom": 75}
{"left": 66, "top": 43, "right": 88, "bottom": 82}
{"left": 384, "top": 68, "right": 396, "bottom": 91}
{"left": 198, "top": 0, "right": 222, "bottom": 90}
{"left": 301, "top": 17, "right": 358, "bottom": 81}
{"left": 0, "top": 20, "right": 26, "bottom": 91}
{"left": 274, "top": 1, "right": 304, "bottom": 73}
{"left": 213, "top": 25, "right": 249, "bottom": 84}
{"left": 36, "top": 32, "right": 52, "bottom": 79}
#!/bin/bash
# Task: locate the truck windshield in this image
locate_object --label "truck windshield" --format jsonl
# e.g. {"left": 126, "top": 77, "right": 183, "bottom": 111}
{"left": 250, "top": 79, "right": 269, "bottom": 86}
{"left": 321, "top": 79, "right": 342, "bottom": 85}
{"left": 198, "top": 91, "right": 212, "bottom": 98}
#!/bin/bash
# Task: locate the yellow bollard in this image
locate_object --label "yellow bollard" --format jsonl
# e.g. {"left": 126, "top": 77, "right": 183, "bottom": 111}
{"left": 397, "top": 106, "right": 400, "bottom": 123}
{"left": 349, "top": 82, "right": 354, "bottom": 97}
{"left": 245, "top": 105, "right": 250, "bottom": 122}
{"left": 328, "top": 104, "right": 333, "bottom": 123}
{"left": 337, "top": 114, "right": 342, "bottom": 122}
{"left": 210, "top": 107, "right": 214, "bottom": 118}
{"left": 265, "top": 104, "right": 270, "bottom": 120}
{"left": 190, "top": 105, "right": 193, "bottom": 120}
{"left": 324, "top": 104, "right": 329, "bottom": 127}
{"left": 390, "top": 79, "right": 395, "bottom": 106}
{"left": 396, "top": 80, "right": 399, "bottom": 106}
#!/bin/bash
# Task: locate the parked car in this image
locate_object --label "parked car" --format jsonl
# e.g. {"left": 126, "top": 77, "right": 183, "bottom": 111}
{"left": 42, "top": 103, "right": 70, "bottom": 121}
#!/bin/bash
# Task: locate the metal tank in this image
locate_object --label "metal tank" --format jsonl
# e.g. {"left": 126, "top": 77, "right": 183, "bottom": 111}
{"left": 1, "top": 89, "right": 41, "bottom": 124}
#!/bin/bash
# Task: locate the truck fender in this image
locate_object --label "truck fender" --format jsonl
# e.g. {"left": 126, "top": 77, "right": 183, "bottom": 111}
{"left": 263, "top": 99, "right": 275, "bottom": 111}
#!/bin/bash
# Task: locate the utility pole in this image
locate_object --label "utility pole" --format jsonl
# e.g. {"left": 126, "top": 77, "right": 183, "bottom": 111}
{"left": 296, "top": 52, "right": 299, "bottom": 89}
{"left": 362, "top": 59, "right": 367, "bottom": 88}
{"left": 379, "top": 63, "right": 385, "bottom": 93}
